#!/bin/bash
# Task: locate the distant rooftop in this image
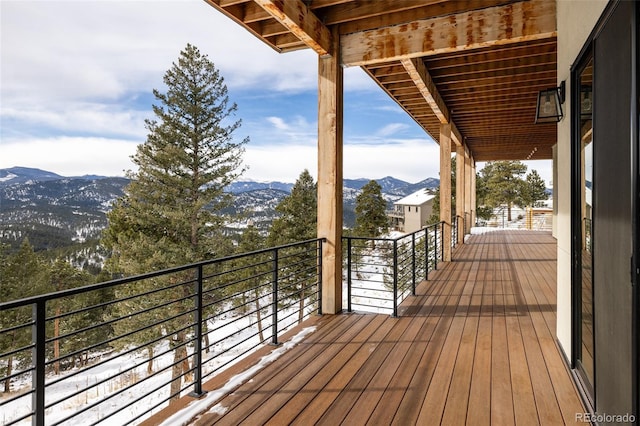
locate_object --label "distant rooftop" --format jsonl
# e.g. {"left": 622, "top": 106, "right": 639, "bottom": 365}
{"left": 395, "top": 189, "right": 435, "bottom": 206}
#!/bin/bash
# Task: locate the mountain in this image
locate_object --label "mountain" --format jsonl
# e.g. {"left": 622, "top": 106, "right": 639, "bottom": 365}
{"left": 0, "top": 166, "right": 65, "bottom": 186}
{"left": 0, "top": 167, "right": 439, "bottom": 252}
{"left": 226, "top": 180, "right": 294, "bottom": 193}
{"left": 1, "top": 175, "right": 129, "bottom": 250}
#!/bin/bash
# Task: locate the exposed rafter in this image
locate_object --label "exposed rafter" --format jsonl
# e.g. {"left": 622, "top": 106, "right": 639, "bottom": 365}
{"left": 254, "top": 0, "right": 333, "bottom": 56}
{"left": 340, "top": 0, "right": 556, "bottom": 66}
{"left": 401, "top": 58, "right": 462, "bottom": 146}
{"left": 206, "top": 0, "right": 558, "bottom": 162}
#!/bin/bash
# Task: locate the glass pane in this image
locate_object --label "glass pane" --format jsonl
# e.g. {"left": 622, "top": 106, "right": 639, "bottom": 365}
{"left": 579, "top": 57, "right": 594, "bottom": 387}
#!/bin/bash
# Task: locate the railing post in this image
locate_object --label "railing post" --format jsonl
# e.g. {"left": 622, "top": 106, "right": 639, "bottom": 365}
{"left": 189, "top": 265, "right": 206, "bottom": 398}
{"left": 271, "top": 249, "right": 279, "bottom": 345}
{"left": 317, "top": 239, "right": 323, "bottom": 315}
{"left": 392, "top": 239, "right": 398, "bottom": 318}
{"left": 347, "top": 238, "right": 352, "bottom": 313}
{"left": 411, "top": 233, "right": 416, "bottom": 295}
{"left": 32, "top": 301, "right": 45, "bottom": 426}
{"left": 452, "top": 216, "right": 456, "bottom": 248}
{"left": 440, "top": 221, "right": 445, "bottom": 262}
{"left": 434, "top": 224, "right": 438, "bottom": 271}
{"left": 425, "top": 227, "right": 429, "bottom": 281}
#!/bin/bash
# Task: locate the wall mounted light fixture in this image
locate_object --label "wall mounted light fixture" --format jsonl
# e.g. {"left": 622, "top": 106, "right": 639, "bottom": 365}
{"left": 535, "top": 80, "right": 565, "bottom": 123}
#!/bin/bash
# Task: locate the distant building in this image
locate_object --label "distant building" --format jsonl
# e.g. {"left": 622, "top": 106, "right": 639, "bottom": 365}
{"left": 388, "top": 189, "right": 435, "bottom": 233}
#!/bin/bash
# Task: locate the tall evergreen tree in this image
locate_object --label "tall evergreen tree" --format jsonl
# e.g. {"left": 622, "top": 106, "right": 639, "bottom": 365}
{"left": 102, "top": 44, "right": 247, "bottom": 400}
{"left": 354, "top": 180, "right": 388, "bottom": 237}
{"left": 47, "top": 259, "right": 94, "bottom": 375}
{"left": 267, "top": 170, "right": 317, "bottom": 246}
{"left": 0, "top": 239, "right": 48, "bottom": 393}
{"left": 480, "top": 160, "right": 528, "bottom": 221}
{"left": 267, "top": 170, "right": 317, "bottom": 323}
{"left": 521, "top": 169, "right": 548, "bottom": 207}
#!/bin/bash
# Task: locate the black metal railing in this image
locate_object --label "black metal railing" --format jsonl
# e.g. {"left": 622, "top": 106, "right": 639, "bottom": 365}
{"left": 0, "top": 238, "right": 324, "bottom": 426}
{"left": 583, "top": 217, "right": 593, "bottom": 253}
{"left": 343, "top": 222, "right": 449, "bottom": 317}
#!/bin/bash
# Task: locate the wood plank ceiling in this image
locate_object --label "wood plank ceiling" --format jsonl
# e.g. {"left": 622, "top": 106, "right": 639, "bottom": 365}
{"left": 205, "top": 0, "right": 558, "bottom": 162}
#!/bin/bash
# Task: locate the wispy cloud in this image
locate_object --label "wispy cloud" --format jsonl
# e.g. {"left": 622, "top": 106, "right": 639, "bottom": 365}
{"left": 2, "top": 103, "right": 150, "bottom": 139}
{"left": 375, "top": 123, "right": 411, "bottom": 138}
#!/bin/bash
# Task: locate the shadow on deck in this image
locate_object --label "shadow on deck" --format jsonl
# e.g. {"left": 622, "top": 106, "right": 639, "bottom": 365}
{"left": 145, "top": 230, "right": 586, "bottom": 425}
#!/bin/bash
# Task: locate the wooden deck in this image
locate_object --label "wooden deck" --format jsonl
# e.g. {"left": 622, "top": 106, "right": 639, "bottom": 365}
{"left": 156, "top": 230, "right": 586, "bottom": 425}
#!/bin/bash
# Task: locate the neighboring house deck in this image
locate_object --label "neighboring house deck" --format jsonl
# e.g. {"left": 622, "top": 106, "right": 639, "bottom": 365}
{"left": 149, "top": 230, "right": 585, "bottom": 425}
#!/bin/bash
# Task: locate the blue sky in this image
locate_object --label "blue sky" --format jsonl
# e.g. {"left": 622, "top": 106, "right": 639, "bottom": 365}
{"left": 0, "top": 0, "right": 551, "bottom": 185}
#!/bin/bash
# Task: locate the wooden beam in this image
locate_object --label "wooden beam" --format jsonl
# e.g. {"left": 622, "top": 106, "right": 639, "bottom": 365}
{"left": 464, "top": 147, "right": 472, "bottom": 234}
{"left": 470, "top": 156, "right": 476, "bottom": 227}
{"left": 440, "top": 123, "right": 452, "bottom": 262}
{"left": 401, "top": 57, "right": 463, "bottom": 146}
{"left": 317, "top": 28, "right": 343, "bottom": 314}
{"left": 456, "top": 144, "right": 466, "bottom": 244}
{"left": 341, "top": 0, "right": 556, "bottom": 66}
{"left": 254, "top": 0, "right": 333, "bottom": 56}
{"left": 401, "top": 58, "right": 449, "bottom": 124}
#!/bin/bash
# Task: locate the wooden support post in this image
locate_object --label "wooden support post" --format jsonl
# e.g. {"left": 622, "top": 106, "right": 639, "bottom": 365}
{"left": 440, "top": 123, "right": 452, "bottom": 262}
{"left": 317, "top": 29, "right": 343, "bottom": 314}
{"left": 471, "top": 157, "right": 477, "bottom": 228}
{"left": 456, "top": 144, "right": 465, "bottom": 245}
{"left": 464, "top": 147, "right": 472, "bottom": 233}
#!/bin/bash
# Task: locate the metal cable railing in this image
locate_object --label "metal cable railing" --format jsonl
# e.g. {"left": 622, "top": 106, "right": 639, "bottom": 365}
{"left": 343, "top": 222, "right": 449, "bottom": 317}
{"left": 0, "top": 238, "right": 324, "bottom": 426}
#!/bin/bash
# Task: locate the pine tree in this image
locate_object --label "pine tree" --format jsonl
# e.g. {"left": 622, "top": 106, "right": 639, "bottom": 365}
{"left": 521, "top": 169, "right": 548, "bottom": 207}
{"left": 102, "top": 43, "right": 247, "bottom": 400}
{"left": 267, "top": 170, "right": 317, "bottom": 323}
{"left": 480, "top": 160, "right": 528, "bottom": 221}
{"left": 0, "top": 239, "right": 48, "bottom": 393}
{"left": 354, "top": 180, "right": 388, "bottom": 237}
{"left": 47, "top": 259, "right": 93, "bottom": 375}
{"left": 267, "top": 170, "right": 317, "bottom": 246}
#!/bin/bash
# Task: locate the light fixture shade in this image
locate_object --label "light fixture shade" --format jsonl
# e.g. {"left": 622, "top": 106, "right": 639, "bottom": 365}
{"left": 580, "top": 85, "right": 593, "bottom": 120}
{"left": 535, "top": 87, "right": 563, "bottom": 123}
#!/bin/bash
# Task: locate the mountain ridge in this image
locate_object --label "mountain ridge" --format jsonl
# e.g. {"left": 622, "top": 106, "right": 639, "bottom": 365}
{"left": 0, "top": 167, "right": 440, "bottom": 251}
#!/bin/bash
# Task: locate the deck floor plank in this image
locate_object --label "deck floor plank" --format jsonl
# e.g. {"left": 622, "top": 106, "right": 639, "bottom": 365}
{"left": 163, "top": 230, "right": 588, "bottom": 426}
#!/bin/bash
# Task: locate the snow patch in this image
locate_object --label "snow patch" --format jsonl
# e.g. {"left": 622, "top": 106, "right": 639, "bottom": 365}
{"left": 0, "top": 172, "right": 17, "bottom": 182}
{"left": 159, "top": 326, "right": 316, "bottom": 426}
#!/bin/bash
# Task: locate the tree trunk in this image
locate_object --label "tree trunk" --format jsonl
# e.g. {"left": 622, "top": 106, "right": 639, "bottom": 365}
{"left": 147, "top": 346, "right": 154, "bottom": 375}
{"left": 298, "top": 282, "right": 306, "bottom": 324}
{"left": 203, "top": 320, "right": 210, "bottom": 354}
{"left": 507, "top": 202, "right": 512, "bottom": 221}
{"left": 182, "top": 354, "right": 193, "bottom": 383}
{"left": 53, "top": 305, "right": 60, "bottom": 375}
{"left": 3, "top": 356, "right": 12, "bottom": 393}
{"left": 169, "top": 330, "right": 188, "bottom": 402}
{"left": 255, "top": 288, "right": 264, "bottom": 342}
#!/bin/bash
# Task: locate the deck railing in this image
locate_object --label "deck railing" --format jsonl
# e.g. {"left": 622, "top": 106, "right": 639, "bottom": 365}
{"left": 343, "top": 222, "right": 459, "bottom": 316}
{"left": 0, "top": 238, "right": 324, "bottom": 426}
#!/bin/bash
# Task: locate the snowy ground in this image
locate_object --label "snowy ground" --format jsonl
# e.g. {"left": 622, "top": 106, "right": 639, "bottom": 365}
{"left": 1, "top": 303, "right": 317, "bottom": 426}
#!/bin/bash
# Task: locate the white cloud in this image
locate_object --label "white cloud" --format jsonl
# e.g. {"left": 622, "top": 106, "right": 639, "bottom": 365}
{"left": 250, "top": 115, "right": 317, "bottom": 147}
{"left": 2, "top": 103, "right": 150, "bottom": 138}
{"left": 266, "top": 117, "right": 289, "bottom": 131}
{"left": 243, "top": 138, "right": 441, "bottom": 183}
{"left": 375, "top": 123, "right": 411, "bottom": 138}
{"left": 0, "top": 137, "right": 138, "bottom": 177}
{"left": 0, "top": 0, "right": 319, "bottom": 104}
